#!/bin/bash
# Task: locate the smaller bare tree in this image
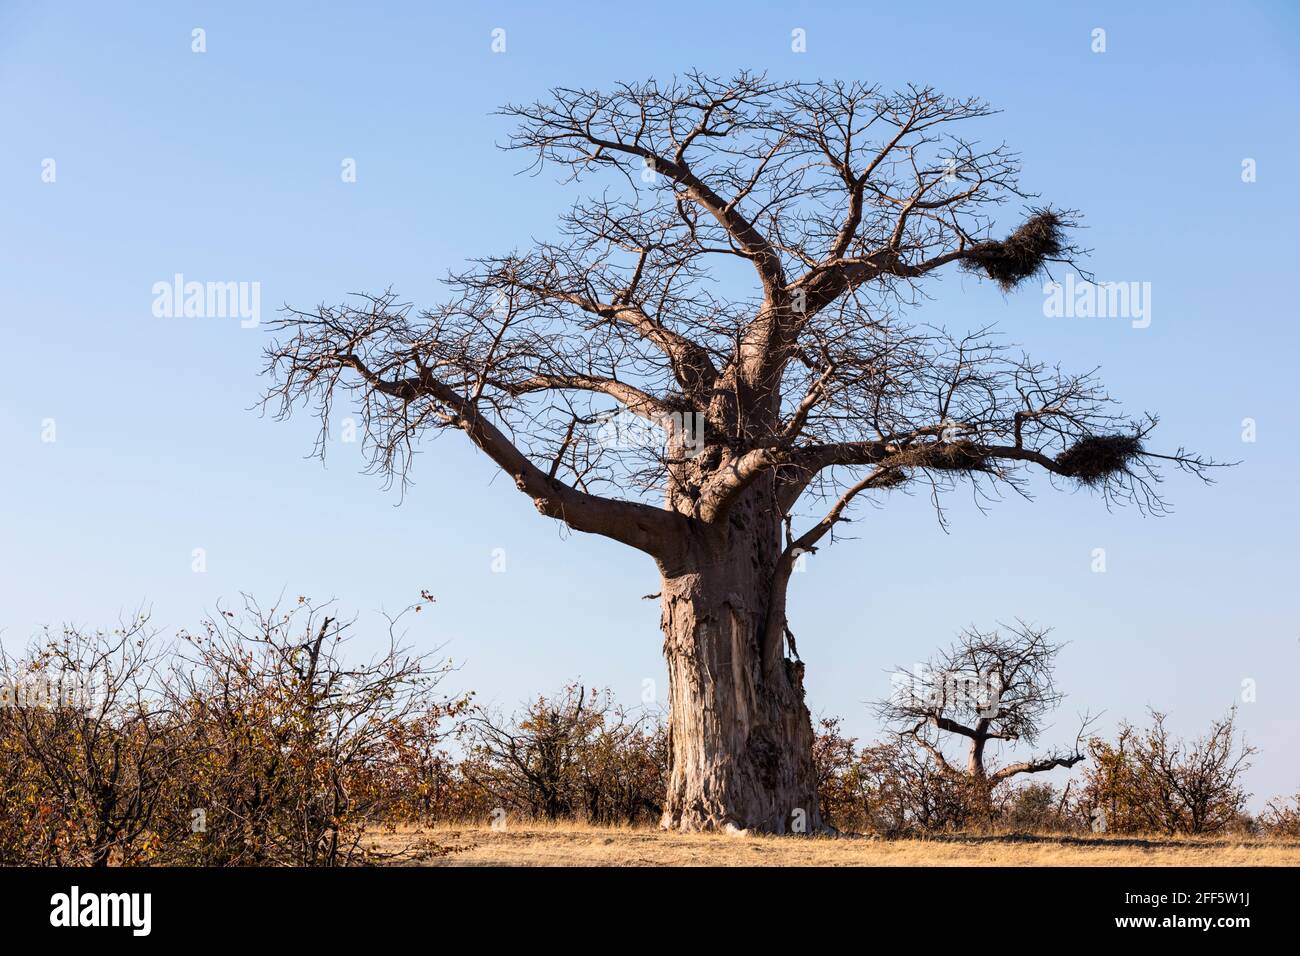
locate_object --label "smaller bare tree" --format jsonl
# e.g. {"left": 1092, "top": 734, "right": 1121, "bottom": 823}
{"left": 878, "top": 623, "right": 1095, "bottom": 798}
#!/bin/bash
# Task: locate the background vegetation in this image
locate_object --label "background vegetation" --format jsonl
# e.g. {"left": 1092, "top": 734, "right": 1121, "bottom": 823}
{"left": 0, "top": 598, "right": 1291, "bottom": 865}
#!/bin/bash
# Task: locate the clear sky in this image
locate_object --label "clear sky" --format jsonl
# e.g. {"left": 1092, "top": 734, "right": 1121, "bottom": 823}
{"left": 2, "top": 1, "right": 1297, "bottom": 807}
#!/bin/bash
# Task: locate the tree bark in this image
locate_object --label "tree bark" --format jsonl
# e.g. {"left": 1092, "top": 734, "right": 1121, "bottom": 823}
{"left": 657, "top": 488, "right": 822, "bottom": 834}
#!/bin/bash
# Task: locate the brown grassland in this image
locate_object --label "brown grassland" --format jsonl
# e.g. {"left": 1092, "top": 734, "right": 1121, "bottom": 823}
{"left": 369, "top": 823, "right": 1300, "bottom": 867}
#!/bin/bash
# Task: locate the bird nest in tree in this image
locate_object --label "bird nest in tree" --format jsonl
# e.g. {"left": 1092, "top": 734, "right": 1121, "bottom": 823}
{"left": 1054, "top": 434, "right": 1143, "bottom": 485}
{"left": 925, "top": 440, "right": 988, "bottom": 472}
{"left": 870, "top": 467, "right": 911, "bottom": 488}
{"left": 962, "top": 210, "right": 1065, "bottom": 291}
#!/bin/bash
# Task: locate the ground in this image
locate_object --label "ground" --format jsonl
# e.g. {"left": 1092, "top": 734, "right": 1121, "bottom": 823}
{"left": 367, "top": 823, "right": 1300, "bottom": 867}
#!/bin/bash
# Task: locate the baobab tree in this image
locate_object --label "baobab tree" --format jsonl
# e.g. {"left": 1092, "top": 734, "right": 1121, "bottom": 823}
{"left": 263, "top": 73, "right": 1211, "bottom": 833}
{"left": 878, "top": 623, "right": 1096, "bottom": 792}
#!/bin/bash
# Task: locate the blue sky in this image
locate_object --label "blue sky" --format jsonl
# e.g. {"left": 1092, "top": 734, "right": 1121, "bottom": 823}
{"left": 2, "top": 1, "right": 1298, "bottom": 806}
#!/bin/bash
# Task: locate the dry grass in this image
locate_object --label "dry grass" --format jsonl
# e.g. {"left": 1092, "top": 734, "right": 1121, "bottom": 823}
{"left": 368, "top": 822, "right": 1300, "bottom": 867}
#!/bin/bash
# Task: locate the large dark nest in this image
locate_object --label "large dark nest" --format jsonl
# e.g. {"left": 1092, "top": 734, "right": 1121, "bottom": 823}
{"left": 923, "top": 440, "right": 989, "bottom": 472}
{"left": 1054, "top": 434, "right": 1143, "bottom": 485}
{"left": 963, "top": 209, "right": 1065, "bottom": 291}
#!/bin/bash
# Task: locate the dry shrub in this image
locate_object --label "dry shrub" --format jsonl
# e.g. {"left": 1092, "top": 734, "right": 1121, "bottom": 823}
{"left": 813, "top": 722, "right": 994, "bottom": 836}
{"left": 812, "top": 717, "right": 867, "bottom": 830}
{"left": 462, "top": 684, "right": 667, "bottom": 826}
{"left": 161, "top": 597, "right": 469, "bottom": 865}
{"left": 1079, "top": 708, "right": 1255, "bottom": 835}
{"left": 0, "top": 597, "right": 467, "bottom": 866}
{"left": 1259, "top": 793, "right": 1300, "bottom": 837}
{"left": 0, "top": 631, "right": 673, "bottom": 866}
{"left": 0, "top": 619, "right": 179, "bottom": 866}
{"left": 860, "top": 740, "right": 993, "bottom": 835}
{"left": 999, "top": 781, "right": 1075, "bottom": 832}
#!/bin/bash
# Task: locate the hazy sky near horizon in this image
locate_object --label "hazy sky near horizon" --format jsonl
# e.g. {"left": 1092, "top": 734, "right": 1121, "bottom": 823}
{"left": 2, "top": 1, "right": 1298, "bottom": 806}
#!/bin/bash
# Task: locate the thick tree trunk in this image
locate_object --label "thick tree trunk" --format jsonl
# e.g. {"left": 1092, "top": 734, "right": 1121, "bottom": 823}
{"left": 657, "top": 491, "right": 822, "bottom": 834}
